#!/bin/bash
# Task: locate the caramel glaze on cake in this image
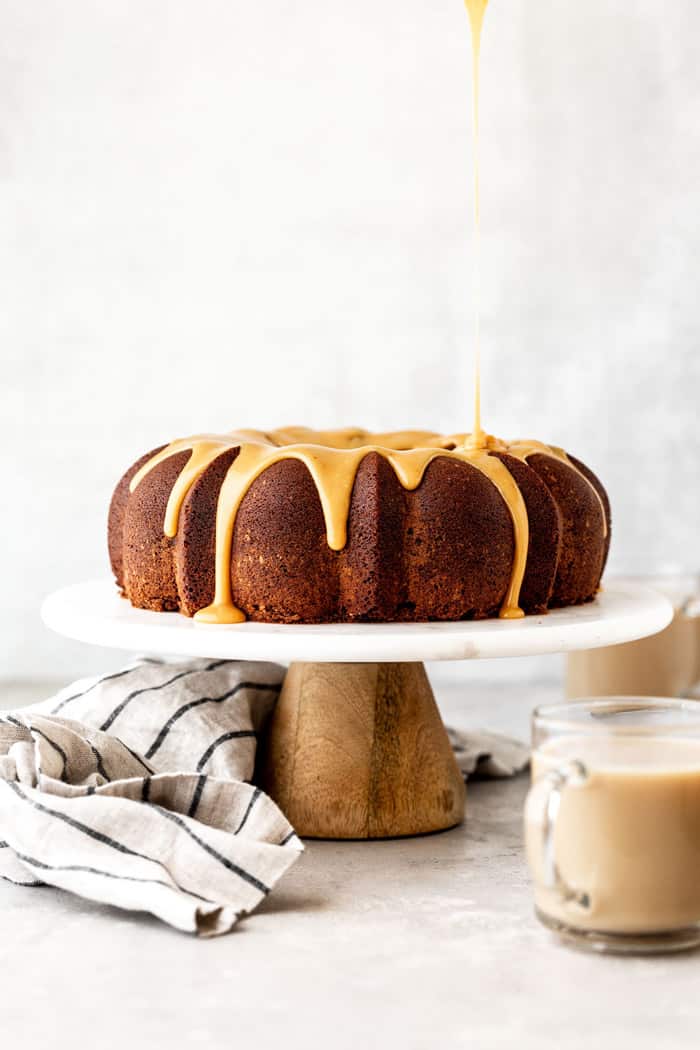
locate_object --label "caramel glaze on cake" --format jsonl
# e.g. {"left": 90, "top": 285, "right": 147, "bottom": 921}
{"left": 108, "top": 428, "right": 611, "bottom": 625}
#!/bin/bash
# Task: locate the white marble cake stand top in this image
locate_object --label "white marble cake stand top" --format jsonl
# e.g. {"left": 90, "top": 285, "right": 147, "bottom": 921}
{"left": 41, "top": 578, "right": 673, "bottom": 664}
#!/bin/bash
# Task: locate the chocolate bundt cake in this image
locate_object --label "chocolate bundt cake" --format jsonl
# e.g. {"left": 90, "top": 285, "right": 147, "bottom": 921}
{"left": 108, "top": 427, "right": 611, "bottom": 625}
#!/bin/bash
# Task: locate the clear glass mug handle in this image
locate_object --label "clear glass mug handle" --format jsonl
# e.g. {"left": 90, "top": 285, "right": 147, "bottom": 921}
{"left": 682, "top": 596, "right": 700, "bottom": 619}
{"left": 525, "top": 759, "right": 591, "bottom": 910}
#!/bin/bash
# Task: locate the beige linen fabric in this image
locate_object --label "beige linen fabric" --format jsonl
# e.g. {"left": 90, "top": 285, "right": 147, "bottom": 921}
{"left": 0, "top": 657, "right": 527, "bottom": 936}
{"left": 0, "top": 658, "right": 302, "bottom": 936}
{"left": 447, "top": 726, "right": 530, "bottom": 779}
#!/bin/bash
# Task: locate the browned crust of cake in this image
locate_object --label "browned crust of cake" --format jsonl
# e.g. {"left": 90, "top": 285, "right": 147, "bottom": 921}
{"left": 401, "top": 456, "right": 513, "bottom": 620}
{"left": 230, "top": 458, "right": 341, "bottom": 623}
{"left": 340, "top": 452, "right": 405, "bottom": 621}
{"left": 108, "top": 446, "right": 165, "bottom": 591}
{"left": 107, "top": 441, "right": 610, "bottom": 624}
{"left": 121, "top": 451, "right": 190, "bottom": 612}
{"left": 492, "top": 452, "right": 561, "bottom": 614}
{"left": 526, "top": 453, "right": 607, "bottom": 608}
{"left": 568, "top": 453, "right": 612, "bottom": 576}
{"left": 176, "top": 447, "right": 239, "bottom": 617}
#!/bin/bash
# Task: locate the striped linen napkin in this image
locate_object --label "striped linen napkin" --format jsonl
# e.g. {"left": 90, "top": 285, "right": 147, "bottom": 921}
{"left": 447, "top": 726, "right": 529, "bottom": 779}
{"left": 0, "top": 658, "right": 528, "bottom": 936}
{"left": 0, "top": 658, "right": 302, "bottom": 937}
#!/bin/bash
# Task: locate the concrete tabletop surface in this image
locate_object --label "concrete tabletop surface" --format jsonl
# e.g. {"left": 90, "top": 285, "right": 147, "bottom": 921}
{"left": 1, "top": 676, "right": 698, "bottom": 1050}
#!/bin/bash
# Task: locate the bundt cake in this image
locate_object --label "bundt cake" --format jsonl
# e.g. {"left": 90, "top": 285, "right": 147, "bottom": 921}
{"left": 108, "top": 427, "right": 611, "bottom": 625}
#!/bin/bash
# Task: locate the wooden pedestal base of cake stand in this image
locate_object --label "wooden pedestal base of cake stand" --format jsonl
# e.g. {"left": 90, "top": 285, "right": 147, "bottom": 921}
{"left": 258, "top": 662, "right": 465, "bottom": 839}
{"left": 42, "top": 579, "right": 674, "bottom": 841}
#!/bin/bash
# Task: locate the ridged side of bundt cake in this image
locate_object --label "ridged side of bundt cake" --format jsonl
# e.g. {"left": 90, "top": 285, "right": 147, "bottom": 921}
{"left": 108, "top": 429, "right": 611, "bottom": 625}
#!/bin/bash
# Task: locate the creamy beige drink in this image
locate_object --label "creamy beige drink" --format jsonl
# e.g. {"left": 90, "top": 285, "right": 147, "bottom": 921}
{"left": 526, "top": 735, "right": 700, "bottom": 935}
{"left": 567, "top": 577, "right": 700, "bottom": 700}
{"left": 567, "top": 614, "right": 697, "bottom": 699}
{"left": 692, "top": 617, "right": 700, "bottom": 696}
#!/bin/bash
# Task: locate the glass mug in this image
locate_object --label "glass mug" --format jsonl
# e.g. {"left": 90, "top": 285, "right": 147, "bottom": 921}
{"left": 525, "top": 699, "right": 700, "bottom": 954}
{"left": 567, "top": 573, "right": 700, "bottom": 700}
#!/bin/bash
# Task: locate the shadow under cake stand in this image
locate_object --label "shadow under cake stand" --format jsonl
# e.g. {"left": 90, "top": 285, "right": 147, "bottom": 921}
{"left": 42, "top": 579, "right": 672, "bottom": 840}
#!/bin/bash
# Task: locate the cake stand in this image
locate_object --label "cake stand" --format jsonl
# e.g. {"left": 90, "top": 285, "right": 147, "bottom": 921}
{"left": 42, "top": 579, "right": 672, "bottom": 840}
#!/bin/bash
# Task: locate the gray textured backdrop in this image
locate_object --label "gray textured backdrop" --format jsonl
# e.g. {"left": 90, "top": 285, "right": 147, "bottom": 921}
{"left": 2, "top": 0, "right": 699, "bottom": 679}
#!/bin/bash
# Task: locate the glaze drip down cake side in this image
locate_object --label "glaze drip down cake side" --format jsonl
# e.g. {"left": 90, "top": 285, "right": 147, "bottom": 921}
{"left": 108, "top": 427, "right": 611, "bottom": 625}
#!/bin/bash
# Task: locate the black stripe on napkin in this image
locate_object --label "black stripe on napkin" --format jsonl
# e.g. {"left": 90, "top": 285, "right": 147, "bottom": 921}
{"left": 187, "top": 774, "right": 207, "bottom": 818}
{"left": 0, "top": 714, "right": 25, "bottom": 729}
{"left": 3, "top": 781, "right": 211, "bottom": 901}
{"left": 4, "top": 780, "right": 152, "bottom": 859}
{"left": 116, "top": 739, "right": 154, "bottom": 776}
{"left": 33, "top": 729, "right": 69, "bottom": 781}
{"left": 145, "top": 681, "right": 279, "bottom": 760}
{"left": 99, "top": 660, "right": 229, "bottom": 733}
{"left": 89, "top": 743, "right": 109, "bottom": 781}
{"left": 234, "top": 787, "right": 261, "bottom": 834}
{"left": 1, "top": 873, "right": 43, "bottom": 887}
{"left": 195, "top": 731, "right": 256, "bottom": 773}
{"left": 12, "top": 849, "right": 211, "bottom": 902}
{"left": 145, "top": 803, "right": 269, "bottom": 895}
{"left": 52, "top": 662, "right": 161, "bottom": 714}
{"left": 4, "top": 717, "right": 68, "bottom": 782}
